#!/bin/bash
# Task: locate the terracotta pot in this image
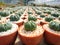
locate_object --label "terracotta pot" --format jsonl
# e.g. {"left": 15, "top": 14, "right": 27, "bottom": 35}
{"left": 43, "top": 24, "right": 60, "bottom": 45}
{"left": 14, "top": 21, "right": 24, "bottom": 27}
{"left": 40, "top": 20, "right": 48, "bottom": 26}
{"left": 18, "top": 25, "right": 44, "bottom": 45}
{"left": 0, "top": 24, "right": 18, "bottom": 45}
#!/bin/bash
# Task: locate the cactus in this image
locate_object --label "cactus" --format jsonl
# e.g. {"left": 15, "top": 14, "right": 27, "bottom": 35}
{"left": 24, "top": 21, "right": 37, "bottom": 31}
{"left": 28, "top": 16, "right": 37, "bottom": 21}
{"left": 45, "top": 16, "right": 53, "bottom": 22}
{"left": 10, "top": 15, "right": 20, "bottom": 21}
{"left": 0, "top": 22, "right": 12, "bottom": 32}
{"left": 49, "top": 21, "right": 60, "bottom": 31}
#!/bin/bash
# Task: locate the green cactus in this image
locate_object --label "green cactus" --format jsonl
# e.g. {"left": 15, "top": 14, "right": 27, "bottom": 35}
{"left": 0, "top": 22, "right": 12, "bottom": 32}
{"left": 40, "top": 15, "right": 45, "bottom": 18}
{"left": 43, "top": 10, "right": 51, "bottom": 14}
{"left": 45, "top": 16, "right": 54, "bottom": 22}
{"left": 51, "top": 13, "right": 59, "bottom": 17}
{"left": 0, "top": 12, "right": 9, "bottom": 17}
{"left": 24, "top": 21, "right": 37, "bottom": 31}
{"left": 10, "top": 15, "right": 20, "bottom": 21}
{"left": 28, "top": 11, "right": 33, "bottom": 14}
{"left": 28, "top": 16, "right": 37, "bottom": 21}
{"left": 36, "top": 11, "right": 41, "bottom": 15}
{"left": 49, "top": 21, "right": 60, "bottom": 31}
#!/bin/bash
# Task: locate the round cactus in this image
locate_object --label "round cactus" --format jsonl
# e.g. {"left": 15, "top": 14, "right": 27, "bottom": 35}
{"left": 40, "top": 15, "right": 45, "bottom": 18}
{"left": 0, "top": 22, "right": 12, "bottom": 32}
{"left": 24, "top": 21, "right": 37, "bottom": 31}
{"left": 43, "top": 10, "right": 51, "bottom": 14}
{"left": 4, "top": 22, "right": 12, "bottom": 30}
{"left": 49, "top": 21, "right": 60, "bottom": 31}
{"left": 28, "top": 11, "right": 33, "bottom": 14}
{"left": 51, "top": 13, "right": 59, "bottom": 17}
{"left": 10, "top": 15, "right": 20, "bottom": 21}
{"left": 0, "top": 24, "right": 5, "bottom": 32}
{"left": 36, "top": 11, "right": 41, "bottom": 15}
{"left": 0, "top": 11, "right": 2, "bottom": 15}
{"left": 28, "top": 16, "right": 37, "bottom": 21}
{"left": 0, "top": 12, "right": 9, "bottom": 17}
{"left": 45, "top": 16, "right": 54, "bottom": 22}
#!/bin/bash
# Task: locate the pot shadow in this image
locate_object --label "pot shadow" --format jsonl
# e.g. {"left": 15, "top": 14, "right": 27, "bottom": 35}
{"left": 39, "top": 38, "right": 48, "bottom": 45}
